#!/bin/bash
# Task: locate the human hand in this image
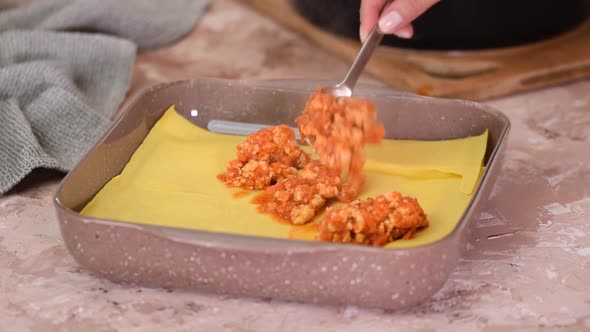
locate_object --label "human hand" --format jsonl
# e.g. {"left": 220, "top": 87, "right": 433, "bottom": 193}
{"left": 359, "top": 0, "right": 439, "bottom": 41}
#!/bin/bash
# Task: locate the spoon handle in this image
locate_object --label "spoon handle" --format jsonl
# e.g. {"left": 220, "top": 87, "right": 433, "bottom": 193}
{"left": 339, "top": 0, "right": 394, "bottom": 92}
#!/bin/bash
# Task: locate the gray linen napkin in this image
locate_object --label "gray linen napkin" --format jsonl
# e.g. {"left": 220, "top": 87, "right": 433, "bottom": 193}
{"left": 0, "top": 0, "right": 209, "bottom": 193}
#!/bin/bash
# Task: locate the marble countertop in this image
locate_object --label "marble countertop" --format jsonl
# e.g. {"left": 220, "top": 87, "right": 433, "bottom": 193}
{"left": 1, "top": 1, "right": 589, "bottom": 331}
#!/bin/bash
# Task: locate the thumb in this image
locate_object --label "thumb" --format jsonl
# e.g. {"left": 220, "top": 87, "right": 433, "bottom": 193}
{"left": 378, "top": 0, "right": 440, "bottom": 37}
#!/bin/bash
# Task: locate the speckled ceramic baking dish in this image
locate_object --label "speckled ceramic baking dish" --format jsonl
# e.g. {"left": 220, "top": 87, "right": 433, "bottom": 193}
{"left": 53, "top": 78, "right": 510, "bottom": 310}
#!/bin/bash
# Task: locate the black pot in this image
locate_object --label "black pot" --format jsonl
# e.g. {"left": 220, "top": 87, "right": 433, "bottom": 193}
{"left": 291, "top": 0, "right": 590, "bottom": 50}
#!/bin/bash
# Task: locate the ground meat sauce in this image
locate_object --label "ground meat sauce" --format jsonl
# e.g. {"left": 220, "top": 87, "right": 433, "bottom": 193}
{"left": 295, "top": 88, "right": 385, "bottom": 201}
{"left": 218, "top": 90, "right": 429, "bottom": 246}
{"left": 253, "top": 161, "right": 341, "bottom": 225}
{"left": 319, "top": 192, "right": 429, "bottom": 246}
{"left": 218, "top": 125, "right": 310, "bottom": 190}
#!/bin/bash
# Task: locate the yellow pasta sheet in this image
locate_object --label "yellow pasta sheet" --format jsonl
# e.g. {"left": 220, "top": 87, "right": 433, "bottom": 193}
{"left": 82, "top": 106, "right": 487, "bottom": 248}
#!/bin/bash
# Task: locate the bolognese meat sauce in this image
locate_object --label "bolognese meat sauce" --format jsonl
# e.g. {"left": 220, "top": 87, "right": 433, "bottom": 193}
{"left": 296, "top": 88, "right": 385, "bottom": 200}
{"left": 219, "top": 125, "right": 310, "bottom": 190}
{"left": 319, "top": 192, "right": 429, "bottom": 246}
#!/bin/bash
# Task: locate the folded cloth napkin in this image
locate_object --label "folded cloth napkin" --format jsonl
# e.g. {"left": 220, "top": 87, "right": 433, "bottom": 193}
{"left": 0, "top": 0, "right": 209, "bottom": 193}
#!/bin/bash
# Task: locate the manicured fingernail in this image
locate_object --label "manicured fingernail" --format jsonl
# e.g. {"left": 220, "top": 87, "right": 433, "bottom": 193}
{"left": 378, "top": 10, "right": 403, "bottom": 34}
{"left": 359, "top": 26, "right": 366, "bottom": 42}
{"left": 395, "top": 26, "right": 413, "bottom": 39}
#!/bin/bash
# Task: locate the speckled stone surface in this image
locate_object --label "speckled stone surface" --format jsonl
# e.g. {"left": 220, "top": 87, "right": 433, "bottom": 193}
{"left": 1, "top": 0, "right": 589, "bottom": 331}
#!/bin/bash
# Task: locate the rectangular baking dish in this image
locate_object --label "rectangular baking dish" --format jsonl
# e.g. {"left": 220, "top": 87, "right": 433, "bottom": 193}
{"left": 54, "top": 78, "right": 510, "bottom": 310}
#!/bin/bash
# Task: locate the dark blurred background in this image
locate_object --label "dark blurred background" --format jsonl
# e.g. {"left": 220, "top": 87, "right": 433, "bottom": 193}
{"left": 291, "top": 0, "right": 590, "bottom": 50}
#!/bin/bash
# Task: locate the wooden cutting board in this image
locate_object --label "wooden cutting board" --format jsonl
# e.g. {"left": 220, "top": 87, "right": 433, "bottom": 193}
{"left": 239, "top": 0, "right": 590, "bottom": 100}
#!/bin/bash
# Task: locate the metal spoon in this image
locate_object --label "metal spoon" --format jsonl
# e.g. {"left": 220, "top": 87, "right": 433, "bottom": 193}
{"left": 324, "top": 0, "right": 393, "bottom": 98}
{"left": 209, "top": 2, "right": 393, "bottom": 140}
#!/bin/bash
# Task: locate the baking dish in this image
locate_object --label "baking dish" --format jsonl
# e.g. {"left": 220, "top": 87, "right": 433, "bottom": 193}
{"left": 54, "top": 78, "right": 510, "bottom": 310}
